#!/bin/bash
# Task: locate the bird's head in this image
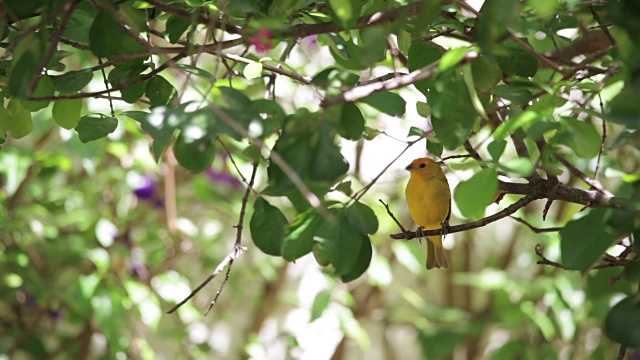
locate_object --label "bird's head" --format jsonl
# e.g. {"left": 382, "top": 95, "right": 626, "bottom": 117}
{"left": 405, "top": 157, "right": 446, "bottom": 179}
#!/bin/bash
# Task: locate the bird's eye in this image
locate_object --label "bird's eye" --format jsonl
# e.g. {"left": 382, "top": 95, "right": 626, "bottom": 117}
{"left": 419, "top": 163, "right": 426, "bottom": 168}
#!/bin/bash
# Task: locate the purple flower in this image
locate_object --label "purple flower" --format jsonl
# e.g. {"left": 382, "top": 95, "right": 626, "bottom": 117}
{"left": 133, "top": 176, "right": 156, "bottom": 200}
{"left": 47, "top": 309, "right": 63, "bottom": 322}
{"left": 204, "top": 168, "right": 243, "bottom": 188}
{"left": 303, "top": 35, "right": 318, "bottom": 46}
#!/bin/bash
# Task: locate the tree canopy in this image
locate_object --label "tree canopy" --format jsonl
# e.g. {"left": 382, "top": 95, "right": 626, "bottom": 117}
{"left": 1, "top": 0, "right": 639, "bottom": 358}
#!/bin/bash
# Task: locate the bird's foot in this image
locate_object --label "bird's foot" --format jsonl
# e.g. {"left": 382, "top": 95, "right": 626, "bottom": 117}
{"left": 440, "top": 221, "right": 451, "bottom": 240}
{"left": 415, "top": 227, "right": 425, "bottom": 244}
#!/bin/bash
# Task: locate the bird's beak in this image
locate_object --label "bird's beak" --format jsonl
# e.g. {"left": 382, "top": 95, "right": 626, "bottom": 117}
{"left": 405, "top": 163, "right": 414, "bottom": 171}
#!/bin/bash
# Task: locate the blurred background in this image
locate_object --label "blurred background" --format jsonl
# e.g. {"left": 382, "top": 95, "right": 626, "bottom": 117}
{"left": 1, "top": 41, "right": 634, "bottom": 360}
{"left": 1, "top": 1, "right": 638, "bottom": 359}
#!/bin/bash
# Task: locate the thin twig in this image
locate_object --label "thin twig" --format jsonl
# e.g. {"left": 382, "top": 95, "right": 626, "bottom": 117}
{"left": 535, "top": 244, "right": 566, "bottom": 268}
{"left": 357, "top": 72, "right": 409, "bottom": 86}
{"left": 589, "top": 6, "right": 615, "bottom": 46}
{"left": 593, "top": 93, "right": 607, "bottom": 186}
{"left": 167, "top": 163, "right": 258, "bottom": 314}
{"left": 166, "top": 246, "right": 245, "bottom": 314}
{"left": 508, "top": 34, "right": 564, "bottom": 73}
{"left": 98, "top": 58, "right": 115, "bottom": 117}
{"left": 379, "top": 200, "right": 407, "bottom": 233}
{"left": 440, "top": 154, "right": 474, "bottom": 161}
{"left": 353, "top": 141, "right": 416, "bottom": 202}
{"left": 510, "top": 216, "right": 561, "bottom": 233}
{"left": 203, "top": 162, "right": 258, "bottom": 315}
{"left": 26, "top": 0, "right": 75, "bottom": 93}
{"left": 554, "top": 154, "right": 613, "bottom": 197}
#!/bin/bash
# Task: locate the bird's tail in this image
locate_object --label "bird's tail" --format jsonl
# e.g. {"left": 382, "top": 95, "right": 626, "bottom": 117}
{"left": 426, "top": 235, "right": 449, "bottom": 269}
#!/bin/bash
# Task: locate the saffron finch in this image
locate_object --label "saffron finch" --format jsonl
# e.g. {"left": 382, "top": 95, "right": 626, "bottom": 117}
{"left": 405, "top": 157, "right": 451, "bottom": 269}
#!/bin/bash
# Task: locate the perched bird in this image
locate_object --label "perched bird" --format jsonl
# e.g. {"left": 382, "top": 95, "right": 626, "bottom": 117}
{"left": 405, "top": 157, "right": 451, "bottom": 269}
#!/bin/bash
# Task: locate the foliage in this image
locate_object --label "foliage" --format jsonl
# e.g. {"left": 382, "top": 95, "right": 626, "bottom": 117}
{"left": 1, "top": 0, "right": 639, "bottom": 358}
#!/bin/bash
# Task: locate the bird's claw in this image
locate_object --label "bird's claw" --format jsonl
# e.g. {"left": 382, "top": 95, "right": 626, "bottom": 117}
{"left": 415, "top": 227, "right": 425, "bottom": 244}
{"left": 440, "top": 221, "right": 451, "bottom": 240}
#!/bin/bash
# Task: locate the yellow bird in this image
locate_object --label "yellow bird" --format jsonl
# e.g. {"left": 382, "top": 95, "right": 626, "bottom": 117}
{"left": 405, "top": 157, "right": 451, "bottom": 269}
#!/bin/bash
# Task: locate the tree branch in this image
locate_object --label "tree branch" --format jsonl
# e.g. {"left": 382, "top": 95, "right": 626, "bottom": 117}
{"left": 322, "top": 50, "right": 479, "bottom": 107}
{"left": 390, "top": 194, "right": 539, "bottom": 240}
{"left": 166, "top": 163, "right": 258, "bottom": 315}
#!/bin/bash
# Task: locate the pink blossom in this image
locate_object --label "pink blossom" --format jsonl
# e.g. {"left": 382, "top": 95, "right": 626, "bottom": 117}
{"left": 251, "top": 29, "right": 274, "bottom": 53}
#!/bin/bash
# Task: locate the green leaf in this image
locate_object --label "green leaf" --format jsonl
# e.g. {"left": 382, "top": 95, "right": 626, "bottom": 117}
{"left": 411, "top": 0, "right": 442, "bottom": 32}
{"left": 408, "top": 41, "right": 442, "bottom": 73}
{"left": 173, "top": 115, "right": 215, "bottom": 172}
{"left": 499, "top": 158, "right": 534, "bottom": 176}
{"left": 334, "top": 180, "right": 352, "bottom": 196}
{"left": 0, "top": 105, "right": 10, "bottom": 136}
{"left": 8, "top": 49, "right": 39, "bottom": 97}
{"left": 340, "top": 236, "right": 372, "bottom": 282}
{"left": 606, "top": 86, "right": 640, "bottom": 129}
{"left": 173, "top": 131, "right": 216, "bottom": 172}
{"left": 427, "top": 139, "right": 444, "bottom": 157}
{"left": 560, "top": 208, "right": 616, "bottom": 271}
{"left": 253, "top": 99, "right": 286, "bottom": 136}
{"left": 311, "top": 290, "right": 331, "bottom": 321}
{"left": 165, "top": 15, "right": 192, "bottom": 44}
{"left": 89, "top": 10, "right": 147, "bottom": 68}
{"left": 26, "top": 74, "right": 54, "bottom": 111}
{"left": 121, "top": 81, "right": 148, "bottom": 104}
{"left": 52, "top": 99, "right": 83, "bottom": 129}
{"left": 439, "top": 47, "right": 468, "bottom": 72}
{"left": 355, "top": 26, "right": 387, "bottom": 67}
{"left": 561, "top": 117, "right": 602, "bottom": 158}
{"left": 6, "top": 98, "right": 33, "bottom": 139}
{"left": 327, "top": 0, "right": 361, "bottom": 29}
{"left": 363, "top": 126, "right": 381, "bottom": 140}
{"left": 175, "top": 64, "right": 214, "bottom": 80}
{"left": 490, "top": 85, "right": 533, "bottom": 106}
{"left": 605, "top": 295, "right": 640, "bottom": 348}
{"left": 267, "top": 120, "right": 349, "bottom": 196}
{"left": 281, "top": 210, "right": 322, "bottom": 261}
{"left": 250, "top": 197, "right": 288, "bottom": 256}
{"left": 6, "top": 0, "right": 42, "bottom": 18}
{"left": 454, "top": 167, "right": 498, "bottom": 218}
{"left": 53, "top": 70, "right": 94, "bottom": 93}
{"left": 345, "top": 201, "right": 378, "bottom": 235}
{"left": 75, "top": 115, "right": 118, "bottom": 143}
{"left": 314, "top": 211, "right": 364, "bottom": 275}
{"left": 487, "top": 139, "right": 507, "bottom": 160}
{"left": 63, "top": 8, "right": 95, "bottom": 45}
{"left": 312, "top": 67, "right": 360, "bottom": 90}
{"left": 493, "top": 109, "right": 538, "bottom": 139}
{"left": 430, "top": 71, "right": 476, "bottom": 149}
{"left": 471, "top": 55, "right": 502, "bottom": 90}
{"left": 313, "top": 245, "right": 332, "bottom": 266}
{"left": 408, "top": 41, "right": 441, "bottom": 95}
{"left": 338, "top": 102, "right": 365, "bottom": 140}
{"left": 243, "top": 62, "right": 263, "bottom": 80}
{"left": 145, "top": 76, "right": 177, "bottom": 108}
{"left": 360, "top": 91, "right": 406, "bottom": 117}
{"left": 496, "top": 40, "right": 538, "bottom": 77}
{"left": 476, "top": 0, "right": 519, "bottom": 55}
{"left": 408, "top": 126, "right": 426, "bottom": 138}
{"left": 416, "top": 102, "right": 431, "bottom": 117}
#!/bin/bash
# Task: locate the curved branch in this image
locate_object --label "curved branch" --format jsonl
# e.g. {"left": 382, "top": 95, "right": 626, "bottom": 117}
{"left": 390, "top": 195, "right": 539, "bottom": 240}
